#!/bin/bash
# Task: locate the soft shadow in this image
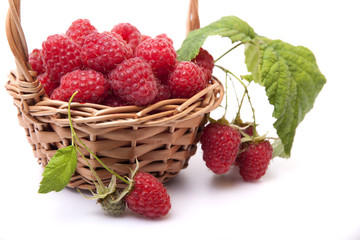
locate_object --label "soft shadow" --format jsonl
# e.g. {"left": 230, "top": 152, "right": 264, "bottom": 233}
{"left": 164, "top": 173, "right": 187, "bottom": 190}
{"left": 124, "top": 207, "right": 173, "bottom": 222}
{"left": 211, "top": 166, "right": 245, "bottom": 189}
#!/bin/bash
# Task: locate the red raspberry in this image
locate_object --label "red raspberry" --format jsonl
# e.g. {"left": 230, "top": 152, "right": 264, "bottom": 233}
{"left": 153, "top": 83, "right": 171, "bottom": 103}
{"left": 50, "top": 69, "right": 109, "bottom": 104}
{"left": 155, "top": 33, "right": 173, "bottom": 45}
{"left": 111, "top": 23, "right": 141, "bottom": 52}
{"left": 135, "top": 38, "right": 177, "bottom": 80}
{"left": 109, "top": 57, "right": 158, "bottom": 106}
{"left": 236, "top": 140, "right": 273, "bottom": 181}
{"left": 125, "top": 172, "right": 171, "bottom": 219}
{"left": 141, "top": 35, "right": 151, "bottom": 42}
{"left": 168, "top": 61, "right": 207, "bottom": 98}
{"left": 233, "top": 123, "right": 255, "bottom": 167}
{"left": 81, "top": 31, "right": 133, "bottom": 73}
{"left": 191, "top": 48, "right": 214, "bottom": 82}
{"left": 242, "top": 125, "right": 254, "bottom": 137}
{"left": 38, "top": 73, "right": 59, "bottom": 97}
{"left": 41, "top": 34, "right": 83, "bottom": 81}
{"left": 200, "top": 123, "right": 241, "bottom": 174}
{"left": 50, "top": 87, "right": 61, "bottom": 100}
{"left": 29, "top": 48, "right": 45, "bottom": 75}
{"left": 101, "top": 92, "right": 125, "bottom": 107}
{"left": 65, "top": 19, "right": 97, "bottom": 46}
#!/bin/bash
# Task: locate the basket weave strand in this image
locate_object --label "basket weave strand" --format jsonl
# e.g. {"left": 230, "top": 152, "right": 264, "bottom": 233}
{"left": 5, "top": 0, "right": 224, "bottom": 190}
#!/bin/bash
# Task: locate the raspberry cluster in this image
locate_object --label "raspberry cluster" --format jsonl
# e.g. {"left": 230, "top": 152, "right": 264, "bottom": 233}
{"left": 29, "top": 19, "right": 214, "bottom": 106}
{"left": 200, "top": 122, "right": 273, "bottom": 181}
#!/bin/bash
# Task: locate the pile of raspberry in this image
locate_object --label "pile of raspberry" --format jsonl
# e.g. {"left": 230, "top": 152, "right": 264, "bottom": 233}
{"left": 29, "top": 19, "right": 214, "bottom": 107}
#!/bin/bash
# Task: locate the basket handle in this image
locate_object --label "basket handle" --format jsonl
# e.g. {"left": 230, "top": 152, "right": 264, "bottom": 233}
{"left": 6, "top": 0, "right": 33, "bottom": 83}
{"left": 187, "top": 0, "right": 200, "bottom": 34}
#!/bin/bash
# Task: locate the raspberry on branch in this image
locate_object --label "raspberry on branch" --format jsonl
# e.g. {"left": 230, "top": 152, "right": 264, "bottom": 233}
{"left": 200, "top": 123, "right": 241, "bottom": 174}
{"left": 236, "top": 140, "right": 273, "bottom": 181}
{"left": 125, "top": 172, "right": 171, "bottom": 219}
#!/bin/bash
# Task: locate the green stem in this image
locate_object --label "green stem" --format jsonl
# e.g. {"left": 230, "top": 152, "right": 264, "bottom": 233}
{"left": 75, "top": 144, "right": 104, "bottom": 187}
{"left": 236, "top": 82, "right": 250, "bottom": 120}
{"left": 215, "top": 65, "right": 248, "bottom": 89}
{"left": 224, "top": 73, "right": 229, "bottom": 118}
{"left": 67, "top": 91, "right": 129, "bottom": 185}
{"left": 230, "top": 77, "right": 241, "bottom": 109}
{"left": 215, "top": 65, "right": 257, "bottom": 135}
{"left": 214, "top": 42, "right": 243, "bottom": 63}
{"left": 74, "top": 134, "right": 129, "bottom": 185}
{"left": 246, "top": 90, "right": 257, "bottom": 138}
{"left": 68, "top": 92, "right": 78, "bottom": 146}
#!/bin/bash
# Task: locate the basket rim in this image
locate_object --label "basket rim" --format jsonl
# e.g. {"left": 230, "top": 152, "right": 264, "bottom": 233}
{"left": 6, "top": 70, "right": 224, "bottom": 127}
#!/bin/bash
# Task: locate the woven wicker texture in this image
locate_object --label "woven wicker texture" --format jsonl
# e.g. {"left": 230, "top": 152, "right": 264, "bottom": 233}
{"left": 5, "top": 0, "right": 224, "bottom": 190}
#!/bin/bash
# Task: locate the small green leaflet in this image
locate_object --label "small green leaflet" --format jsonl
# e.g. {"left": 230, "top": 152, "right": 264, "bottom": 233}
{"left": 245, "top": 37, "right": 326, "bottom": 155}
{"left": 38, "top": 145, "right": 77, "bottom": 193}
{"left": 177, "top": 16, "right": 255, "bottom": 62}
{"left": 272, "top": 138, "right": 290, "bottom": 159}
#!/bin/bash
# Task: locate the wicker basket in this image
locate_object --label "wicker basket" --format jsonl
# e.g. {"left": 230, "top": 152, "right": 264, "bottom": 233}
{"left": 5, "top": 0, "right": 224, "bottom": 190}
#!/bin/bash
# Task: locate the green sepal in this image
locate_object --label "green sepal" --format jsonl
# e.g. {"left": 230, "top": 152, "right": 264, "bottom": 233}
{"left": 78, "top": 175, "right": 118, "bottom": 200}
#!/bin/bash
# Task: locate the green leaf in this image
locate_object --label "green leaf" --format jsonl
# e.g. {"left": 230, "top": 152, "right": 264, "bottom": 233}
{"left": 272, "top": 138, "right": 290, "bottom": 159}
{"left": 244, "top": 37, "right": 271, "bottom": 84}
{"left": 246, "top": 38, "right": 326, "bottom": 155}
{"left": 177, "top": 16, "right": 255, "bottom": 61}
{"left": 38, "top": 145, "right": 77, "bottom": 193}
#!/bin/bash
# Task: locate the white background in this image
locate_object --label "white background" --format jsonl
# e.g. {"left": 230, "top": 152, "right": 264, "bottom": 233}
{"left": 1, "top": 0, "right": 360, "bottom": 239}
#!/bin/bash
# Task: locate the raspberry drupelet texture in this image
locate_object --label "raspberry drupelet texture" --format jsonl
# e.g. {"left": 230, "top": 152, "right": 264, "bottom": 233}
{"left": 200, "top": 123, "right": 242, "bottom": 174}
{"left": 125, "top": 172, "right": 171, "bottom": 219}
{"left": 152, "top": 82, "right": 171, "bottom": 103}
{"left": 50, "top": 69, "right": 109, "bottom": 104}
{"left": 81, "top": 31, "right": 133, "bottom": 74}
{"left": 155, "top": 33, "right": 173, "bottom": 45}
{"left": 41, "top": 34, "right": 83, "bottom": 82}
{"left": 191, "top": 48, "right": 214, "bottom": 82}
{"left": 38, "top": 73, "right": 59, "bottom": 97}
{"left": 101, "top": 92, "right": 125, "bottom": 107}
{"left": 109, "top": 57, "right": 158, "bottom": 106}
{"left": 135, "top": 38, "right": 177, "bottom": 81}
{"left": 65, "top": 19, "right": 97, "bottom": 46}
{"left": 140, "top": 35, "right": 151, "bottom": 42}
{"left": 236, "top": 140, "right": 273, "bottom": 181}
{"left": 29, "top": 48, "right": 45, "bottom": 75}
{"left": 168, "top": 61, "right": 207, "bottom": 98}
{"left": 111, "top": 23, "right": 141, "bottom": 52}
{"left": 98, "top": 191, "right": 126, "bottom": 216}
